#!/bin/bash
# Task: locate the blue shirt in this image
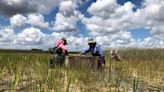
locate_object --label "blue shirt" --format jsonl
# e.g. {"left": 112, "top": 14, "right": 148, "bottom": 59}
{"left": 82, "top": 44, "right": 104, "bottom": 57}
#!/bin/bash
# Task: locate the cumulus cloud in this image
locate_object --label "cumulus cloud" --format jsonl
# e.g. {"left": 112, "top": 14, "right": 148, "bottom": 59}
{"left": 82, "top": 0, "right": 164, "bottom": 48}
{"left": 53, "top": 13, "right": 79, "bottom": 32}
{"left": 0, "top": 27, "right": 14, "bottom": 42}
{"left": 27, "top": 13, "right": 49, "bottom": 29}
{"left": 0, "top": 27, "right": 53, "bottom": 50}
{"left": 0, "top": 0, "right": 164, "bottom": 50}
{"left": 93, "top": 31, "right": 134, "bottom": 48}
{"left": 10, "top": 13, "right": 49, "bottom": 29}
{"left": 131, "top": 0, "right": 164, "bottom": 44}
{"left": 88, "top": 0, "right": 118, "bottom": 19}
{"left": 129, "top": 37, "right": 164, "bottom": 48}
{"left": 0, "top": 0, "right": 87, "bottom": 50}
{"left": 65, "top": 36, "right": 88, "bottom": 51}
{"left": 0, "top": 27, "right": 88, "bottom": 50}
{"left": 10, "top": 14, "right": 27, "bottom": 28}
{"left": 53, "top": 0, "right": 83, "bottom": 32}
{"left": 14, "top": 27, "right": 45, "bottom": 45}
{"left": 59, "top": 0, "right": 76, "bottom": 17}
{"left": 0, "top": 0, "right": 60, "bottom": 17}
{"left": 82, "top": 0, "right": 135, "bottom": 36}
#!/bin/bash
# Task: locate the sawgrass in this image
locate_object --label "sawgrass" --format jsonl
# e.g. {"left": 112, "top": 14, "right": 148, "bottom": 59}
{"left": 0, "top": 48, "right": 164, "bottom": 92}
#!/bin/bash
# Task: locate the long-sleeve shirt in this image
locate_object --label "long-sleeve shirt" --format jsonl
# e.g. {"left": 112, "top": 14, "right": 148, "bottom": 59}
{"left": 82, "top": 44, "right": 104, "bottom": 58}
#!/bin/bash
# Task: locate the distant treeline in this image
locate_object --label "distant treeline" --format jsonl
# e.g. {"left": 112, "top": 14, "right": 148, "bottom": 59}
{"left": 0, "top": 49, "right": 80, "bottom": 54}
{"left": 0, "top": 49, "right": 48, "bottom": 53}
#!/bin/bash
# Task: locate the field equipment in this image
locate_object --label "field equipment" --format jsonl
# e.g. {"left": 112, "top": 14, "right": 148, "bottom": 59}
{"left": 65, "top": 55, "right": 101, "bottom": 69}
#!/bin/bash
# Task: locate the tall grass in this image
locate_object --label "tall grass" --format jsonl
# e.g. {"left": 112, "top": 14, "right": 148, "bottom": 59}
{"left": 0, "top": 48, "right": 164, "bottom": 91}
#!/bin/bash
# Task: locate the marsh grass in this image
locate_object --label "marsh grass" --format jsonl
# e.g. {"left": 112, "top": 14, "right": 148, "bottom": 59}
{"left": 0, "top": 49, "right": 164, "bottom": 91}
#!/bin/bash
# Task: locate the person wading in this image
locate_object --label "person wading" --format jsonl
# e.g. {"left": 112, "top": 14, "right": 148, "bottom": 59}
{"left": 80, "top": 38, "right": 105, "bottom": 69}
{"left": 50, "top": 38, "right": 68, "bottom": 67}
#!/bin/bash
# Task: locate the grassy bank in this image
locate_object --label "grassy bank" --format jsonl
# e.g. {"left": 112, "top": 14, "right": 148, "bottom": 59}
{"left": 0, "top": 49, "right": 164, "bottom": 92}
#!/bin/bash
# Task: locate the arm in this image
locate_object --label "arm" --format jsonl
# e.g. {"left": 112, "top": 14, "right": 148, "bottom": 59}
{"left": 81, "top": 48, "right": 90, "bottom": 55}
{"left": 58, "top": 44, "right": 68, "bottom": 52}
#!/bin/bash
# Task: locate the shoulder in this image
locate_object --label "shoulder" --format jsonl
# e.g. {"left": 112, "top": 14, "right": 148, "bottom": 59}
{"left": 96, "top": 44, "right": 101, "bottom": 47}
{"left": 95, "top": 44, "right": 102, "bottom": 49}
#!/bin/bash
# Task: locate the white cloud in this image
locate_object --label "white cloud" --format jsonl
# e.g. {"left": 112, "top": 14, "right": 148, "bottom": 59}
{"left": 10, "top": 14, "right": 27, "bottom": 28}
{"left": 27, "top": 13, "right": 49, "bottom": 29}
{"left": 10, "top": 13, "right": 49, "bottom": 29}
{"left": 59, "top": 0, "right": 75, "bottom": 17}
{"left": 82, "top": 0, "right": 135, "bottom": 36}
{"left": 94, "top": 31, "right": 134, "bottom": 48}
{"left": 82, "top": 0, "right": 164, "bottom": 48}
{"left": 66, "top": 36, "right": 88, "bottom": 51}
{"left": 132, "top": 37, "right": 164, "bottom": 48}
{"left": 14, "top": 27, "right": 45, "bottom": 45}
{"left": 0, "top": 27, "right": 16, "bottom": 49}
{"left": 0, "top": 0, "right": 61, "bottom": 17}
{"left": 53, "top": 0, "right": 83, "bottom": 32}
{"left": 0, "top": 27, "right": 14, "bottom": 42}
{"left": 1, "top": 0, "right": 164, "bottom": 50}
{"left": 53, "top": 13, "right": 79, "bottom": 32}
{"left": 135, "top": 0, "right": 164, "bottom": 43}
{"left": 88, "top": 0, "right": 118, "bottom": 19}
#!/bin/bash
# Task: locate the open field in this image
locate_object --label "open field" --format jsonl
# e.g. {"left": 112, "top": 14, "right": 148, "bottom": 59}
{"left": 0, "top": 49, "right": 164, "bottom": 92}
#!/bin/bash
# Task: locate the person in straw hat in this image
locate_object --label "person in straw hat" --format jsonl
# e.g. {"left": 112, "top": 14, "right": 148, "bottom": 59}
{"left": 80, "top": 38, "right": 105, "bottom": 69}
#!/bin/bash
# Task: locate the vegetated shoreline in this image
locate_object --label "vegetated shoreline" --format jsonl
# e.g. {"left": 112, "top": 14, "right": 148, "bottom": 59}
{"left": 0, "top": 49, "right": 81, "bottom": 54}
{"left": 0, "top": 48, "right": 164, "bottom": 91}
{"left": 0, "top": 48, "right": 163, "bottom": 53}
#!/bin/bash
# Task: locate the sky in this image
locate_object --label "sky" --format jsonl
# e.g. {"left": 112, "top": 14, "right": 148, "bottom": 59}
{"left": 0, "top": 0, "right": 163, "bottom": 51}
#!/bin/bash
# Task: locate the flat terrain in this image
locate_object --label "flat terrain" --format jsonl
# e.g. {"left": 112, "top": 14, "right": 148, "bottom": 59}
{"left": 0, "top": 49, "right": 164, "bottom": 92}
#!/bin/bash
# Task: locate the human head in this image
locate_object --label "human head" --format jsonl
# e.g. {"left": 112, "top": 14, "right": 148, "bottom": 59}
{"left": 61, "top": 38, "right": 67, "bottom": 45}
{"left": 88, "top": 38, "right": 96, "bottom": 47}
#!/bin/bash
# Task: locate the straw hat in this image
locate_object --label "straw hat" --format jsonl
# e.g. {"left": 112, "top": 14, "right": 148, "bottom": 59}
{"left": 88, "top": 38, "right": 96, "bottom": 44}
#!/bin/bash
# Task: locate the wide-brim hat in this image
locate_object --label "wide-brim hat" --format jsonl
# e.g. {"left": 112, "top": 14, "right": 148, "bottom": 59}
{"left": 88, "top": 38, "right": 96, "bottom": 43}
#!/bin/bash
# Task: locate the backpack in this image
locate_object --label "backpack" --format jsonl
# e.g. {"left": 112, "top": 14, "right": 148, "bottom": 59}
{"left": 49, "top": 43, "right": 63, "bottom": 55}
{"left": 49, "top": 47, "right": 57, "bottom": 54}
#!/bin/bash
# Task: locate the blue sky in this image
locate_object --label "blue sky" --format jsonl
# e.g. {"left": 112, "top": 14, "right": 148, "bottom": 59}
{"left": 0, "top": 0, "right": 163, "bottom": 50}
{"left": 43, "top": 0, "right": 150, "bottom": 39}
